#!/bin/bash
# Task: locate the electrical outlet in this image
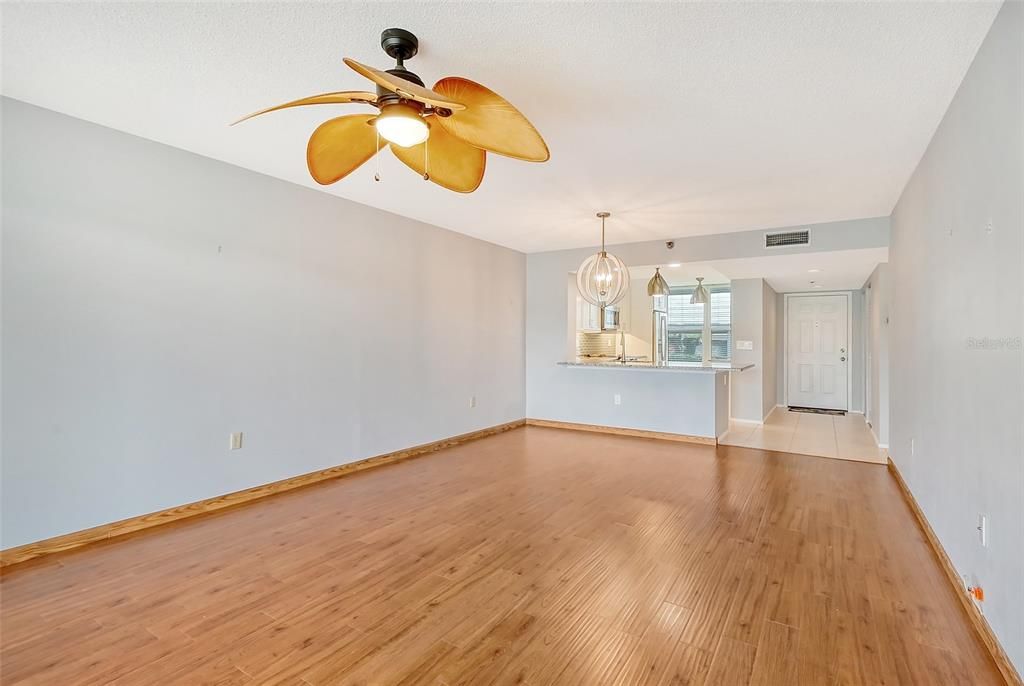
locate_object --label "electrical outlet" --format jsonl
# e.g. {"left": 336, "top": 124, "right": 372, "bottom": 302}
{"left": 978, "top": 514, "right": 988, "bottom": 547}
{"left": 966, "top": 574, "right": 985, "bottom": 613}
{"left": 229, "top": 432, "right": 243, "bottom": 451}
{"left": 614, "top": 393, "right": 622, "bottom": 406}
{"left": 469, "top": 395, "right": 476, "bottom": 408}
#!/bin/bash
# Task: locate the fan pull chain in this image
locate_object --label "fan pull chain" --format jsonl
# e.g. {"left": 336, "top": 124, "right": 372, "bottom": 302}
{"left": 374, "top": 129, "right": 381, "bottom": 182}
{"left": 423, "top": 140, "right": 430, "bottom": 181}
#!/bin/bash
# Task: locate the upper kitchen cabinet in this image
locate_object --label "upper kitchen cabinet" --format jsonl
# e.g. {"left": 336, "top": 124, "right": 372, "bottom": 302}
{"left": 576, "top": 296, "right": 599, "bottom": 332}
{"left": 575, "top": 295, "right": 630, "bottom": 333}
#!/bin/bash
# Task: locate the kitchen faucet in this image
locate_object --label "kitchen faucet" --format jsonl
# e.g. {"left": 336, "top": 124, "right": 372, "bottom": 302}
{"left": 619, "top": 329, "right": 626, "bottom": 363}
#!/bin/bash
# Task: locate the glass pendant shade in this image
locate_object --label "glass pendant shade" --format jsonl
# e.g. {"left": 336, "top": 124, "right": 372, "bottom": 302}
{"left": 375, "top": 103, "right": 429, "bottom": 147}
{"left": 576, "top": 212, "right": 630, "bottom": 306}
{"left": 647, "top": 267, "right": 670, "bottom": 296}
{"left": 691, "top": 277, "right": 709, "bottom": 305}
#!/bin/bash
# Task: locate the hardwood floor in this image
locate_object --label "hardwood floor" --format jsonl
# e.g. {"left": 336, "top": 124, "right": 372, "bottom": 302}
{"left": 0, "top": 426, "right": 1003, "bottom": 685}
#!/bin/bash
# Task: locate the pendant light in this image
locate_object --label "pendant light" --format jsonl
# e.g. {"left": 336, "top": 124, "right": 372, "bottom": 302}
{"left": 691, "top": 277, "right": 709, "bottom": 304}
{"left": 576, "top": 212, "right": 629, "bottom": 306}
{"left": 647, "top": 267, "right": 670, "bottom": 296}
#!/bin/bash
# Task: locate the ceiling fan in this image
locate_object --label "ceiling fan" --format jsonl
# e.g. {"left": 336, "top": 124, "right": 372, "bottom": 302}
{"left": 233, "top": 28, "right": 549, "bottom": 193}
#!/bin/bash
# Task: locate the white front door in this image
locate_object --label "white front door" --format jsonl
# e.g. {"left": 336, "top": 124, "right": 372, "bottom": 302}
{"left": 787, "top": 295, "right": 848, "bottom": 410}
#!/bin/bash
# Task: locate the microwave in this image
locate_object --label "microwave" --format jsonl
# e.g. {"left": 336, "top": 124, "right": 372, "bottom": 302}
{"left": 599, "top": 305, "right": 621, "bottom": 331}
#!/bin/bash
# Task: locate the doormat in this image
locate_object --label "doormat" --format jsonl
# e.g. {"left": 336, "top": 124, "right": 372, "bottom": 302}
{"left": 788, "top": 406, "right": 846, "bottom": 416}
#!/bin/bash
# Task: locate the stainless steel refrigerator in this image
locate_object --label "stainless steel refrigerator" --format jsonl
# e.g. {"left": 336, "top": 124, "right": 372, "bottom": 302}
{"left": 652, "top": 294, "right": 669, "bottom": 366}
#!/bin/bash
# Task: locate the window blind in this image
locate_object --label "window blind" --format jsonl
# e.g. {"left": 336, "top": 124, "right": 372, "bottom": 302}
{"left": 666, "top": 285, "right": 731, "bottom": 363}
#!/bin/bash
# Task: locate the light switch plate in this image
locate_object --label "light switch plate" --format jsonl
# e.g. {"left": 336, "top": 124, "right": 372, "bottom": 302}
{"left": 736, "top": 340, "right": 754, "bottom": 350}
{"left": 229, "top": 432, "right": 243, "bottom": 451}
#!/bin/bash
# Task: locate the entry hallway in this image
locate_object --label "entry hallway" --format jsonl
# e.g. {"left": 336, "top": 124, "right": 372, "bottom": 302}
{"left": 0, "top": 427, "right": 1002, "bottom": 685}
{"left": 721, "top": 409, "right": 886, "bottom": 464}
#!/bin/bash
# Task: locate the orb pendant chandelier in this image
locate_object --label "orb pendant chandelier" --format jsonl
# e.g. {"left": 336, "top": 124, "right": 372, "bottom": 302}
{"left": 576, "top": 212, "right": 630, "bottom": 307}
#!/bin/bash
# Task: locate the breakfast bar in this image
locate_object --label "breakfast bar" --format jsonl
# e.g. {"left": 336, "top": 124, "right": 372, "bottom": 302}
{"left": 533, "top": 360, "right": 755, "bottom": 443}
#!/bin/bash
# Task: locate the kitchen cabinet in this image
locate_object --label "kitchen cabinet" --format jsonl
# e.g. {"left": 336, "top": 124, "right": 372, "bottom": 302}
{"left": 575, "top": 296, "right": 630, "bottom": 333}
{"left": 576, "top": 297, "right": 601, "bottom": 332}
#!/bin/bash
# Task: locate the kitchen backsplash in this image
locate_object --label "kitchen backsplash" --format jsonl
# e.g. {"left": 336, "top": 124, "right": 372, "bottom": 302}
{"left": 576, "top": 331, "right": 618, "bottom": 357}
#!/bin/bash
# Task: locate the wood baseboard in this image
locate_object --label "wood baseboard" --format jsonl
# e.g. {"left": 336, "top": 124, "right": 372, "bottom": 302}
{"left": 0, "top": 419, "right": 526, "bottom": 570}
{"left": 525, "top": 418, "right": 716, "bottom": 445}
{"left": 887, "top": 457, "right": 1022, "bottom": 686}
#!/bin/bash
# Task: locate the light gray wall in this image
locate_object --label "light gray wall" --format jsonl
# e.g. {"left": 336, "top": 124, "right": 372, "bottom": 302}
{"left": 776, "top": 292, "right": 786, "bottom": 406}
{"left": 863, "top": 263, "right": 890, "bottom": 445}
{"left": 889, "top": 1, "right": 1023, "bottom": 672}
{"left": 762, "top": 282, "right": 778, "bottom": 416}
{"left": 730, "top": 278, "right": 766, "bottom": 422}
{"left": 850, "top": 289, "right": 865, "bottom": 413}
{"left": 1, "top": 98, "right": 526, "bottom": 548}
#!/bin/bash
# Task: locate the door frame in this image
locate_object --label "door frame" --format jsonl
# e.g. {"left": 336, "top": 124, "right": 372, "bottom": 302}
{"left": 783, "top": 291, "right": 853, "bottom": 411}
{"left": 864, "top": 283, "right": 872, "bottom": 425}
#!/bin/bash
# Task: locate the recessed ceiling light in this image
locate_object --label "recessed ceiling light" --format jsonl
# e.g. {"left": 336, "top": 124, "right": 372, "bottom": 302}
{"left": 668, "top": 263, "right": 681, "bottom": 268}
{"left": 808, "top": 268, "right": 822, "bottom": 273}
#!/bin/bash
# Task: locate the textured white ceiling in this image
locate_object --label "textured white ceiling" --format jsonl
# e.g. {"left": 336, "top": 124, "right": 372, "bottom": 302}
{"left": 1, "top": 2, "right": 1000, "bottom": 252}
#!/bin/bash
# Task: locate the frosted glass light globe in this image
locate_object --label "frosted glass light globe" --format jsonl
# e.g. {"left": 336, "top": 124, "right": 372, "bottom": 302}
{"left": 375, "top": 104, "right": 429, "bottom": 148}
{"left": 577, "top": 251, "right": 630, "bottom": 306}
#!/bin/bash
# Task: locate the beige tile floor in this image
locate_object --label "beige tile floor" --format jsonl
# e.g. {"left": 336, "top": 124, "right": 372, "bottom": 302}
{"left": 721, "top": 406, "right": 885, "bottom": 463}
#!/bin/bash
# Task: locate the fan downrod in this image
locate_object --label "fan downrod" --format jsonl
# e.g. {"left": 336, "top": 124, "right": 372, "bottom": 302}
{"left": 381, "top": 28, "right": 419, "bottom": 62}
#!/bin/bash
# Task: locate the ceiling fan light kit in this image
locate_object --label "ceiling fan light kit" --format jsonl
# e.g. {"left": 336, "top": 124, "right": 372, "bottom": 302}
{"left": 234, "top": 28, "right": 548, "bottom": 193}
{"left": 577, "top": 212, "right": 630, "bottom": 307}
{"left": 374, "top": 102, "right": 429, "bottom": 147}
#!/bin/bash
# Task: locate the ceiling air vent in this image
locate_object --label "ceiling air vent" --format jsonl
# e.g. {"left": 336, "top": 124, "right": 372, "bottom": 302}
{"left": 765, "top": 229, "right": 810, "bottom": 248}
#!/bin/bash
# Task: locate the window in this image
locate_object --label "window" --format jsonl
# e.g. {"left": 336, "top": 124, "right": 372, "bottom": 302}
{"left": 666, "top": 284, "right": 731, "bottom": 363}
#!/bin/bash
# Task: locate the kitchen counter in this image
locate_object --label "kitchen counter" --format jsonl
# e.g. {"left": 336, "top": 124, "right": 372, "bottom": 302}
{"left": 558, "top": 359, "right": 754, "bottom": 373}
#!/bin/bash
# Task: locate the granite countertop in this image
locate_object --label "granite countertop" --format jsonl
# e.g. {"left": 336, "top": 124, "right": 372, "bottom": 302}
{"left": 558, "top": 359, "right": 754, "bottom": 373}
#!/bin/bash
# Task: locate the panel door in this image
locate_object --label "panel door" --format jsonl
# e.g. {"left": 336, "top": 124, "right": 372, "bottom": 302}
{"left": 787, "top": 295, "right": 849, "bottom": 410}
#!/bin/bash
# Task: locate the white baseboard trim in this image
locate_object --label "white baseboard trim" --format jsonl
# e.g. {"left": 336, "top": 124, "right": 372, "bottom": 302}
{"left": 733, "top": 405, "right": 787, "bottom": 426}
{"left": 868, "top": 424, "right": 882, "bottom": 447}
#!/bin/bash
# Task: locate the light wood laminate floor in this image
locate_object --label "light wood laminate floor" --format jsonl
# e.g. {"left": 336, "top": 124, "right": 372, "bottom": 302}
{"left": 0, "top": 426, "right": 1001, "bottom": 685}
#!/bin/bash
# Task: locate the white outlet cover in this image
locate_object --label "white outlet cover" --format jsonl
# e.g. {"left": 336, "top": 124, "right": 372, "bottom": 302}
{"left": 614, "top": 393, "right": 622, "bottom": 405}
{"left": 736, "top": 340, "right": 754, "bottom": 350}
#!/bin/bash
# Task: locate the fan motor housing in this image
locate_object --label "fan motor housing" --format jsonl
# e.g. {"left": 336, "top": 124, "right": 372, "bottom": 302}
{"left": 384, "top": 67, "right": 425, "bottom": 87}
{"left": 381, "top": 28, "right": 418, "bottom": 61}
